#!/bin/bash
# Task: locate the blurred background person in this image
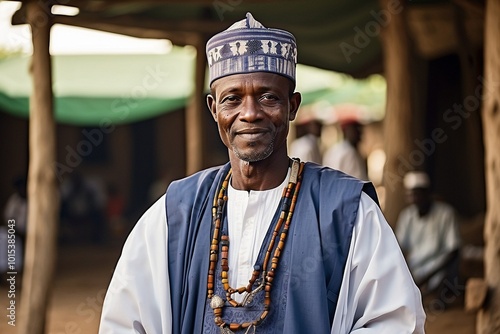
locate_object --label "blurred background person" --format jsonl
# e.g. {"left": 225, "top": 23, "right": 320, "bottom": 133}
{"left": 289, "top": 118, "right": 323, "bottom": 164}
{"left": 396, "top": 171, "right": 461, "bottom": 298}
{"left": 105, "top": 182, "right": 126, "bottom": 240}
{"left": 1, "top": 175, "right": 28, "bottom": 280}
{"left": 3, "top": 176, "right": 28, "bottom": 244}
{"left": 60, "top": 171, "right": 107, "bottom": 244}
{"left": 323, "top": 118, "right": 368, "bottom": 180}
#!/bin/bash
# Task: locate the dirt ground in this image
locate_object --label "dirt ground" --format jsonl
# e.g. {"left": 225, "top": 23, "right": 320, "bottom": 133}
{"left": 1, "top": 241, "right": 476, "bottom": 334}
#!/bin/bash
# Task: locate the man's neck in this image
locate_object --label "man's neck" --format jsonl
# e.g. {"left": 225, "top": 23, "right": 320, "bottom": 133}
{"left": 229, "top": 153, "right": 290, "bottom": 191}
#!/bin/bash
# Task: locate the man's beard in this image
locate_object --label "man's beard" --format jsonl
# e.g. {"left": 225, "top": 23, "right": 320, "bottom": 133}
{"left": 232, "top": 140, "right": 274, "bottom": 163}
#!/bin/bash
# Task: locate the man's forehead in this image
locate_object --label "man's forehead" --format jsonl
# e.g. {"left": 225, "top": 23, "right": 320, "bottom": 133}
{"left": 211, "top": 72, "right": 289, "bottom": 92}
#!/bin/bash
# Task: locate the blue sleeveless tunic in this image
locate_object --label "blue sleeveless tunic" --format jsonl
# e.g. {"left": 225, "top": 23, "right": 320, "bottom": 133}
{"left": 165, "top": 162, "right": 378, "bottom": 334}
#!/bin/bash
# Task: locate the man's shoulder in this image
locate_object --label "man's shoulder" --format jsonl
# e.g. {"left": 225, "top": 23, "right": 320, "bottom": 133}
{"left": 165, "top": 164, "right": 228, "bottom": 210}
{"left": 168, "top": 165, "right": 224, "bottom": 190}
{"left": 175, "top": 165, "right": 223, "bottom": 181}
{"left": 304, "top": 163, "right": 379, "bottom": 205}
{"left": 323, "top": 141, "right": 355, "bottom": 166}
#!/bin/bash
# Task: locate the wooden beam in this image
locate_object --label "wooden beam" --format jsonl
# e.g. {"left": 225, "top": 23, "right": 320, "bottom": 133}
{"left": 452, "top": 0, "right": 485, "bottom": 16}
{"left": 185, "top": 35, "right": 206, "bottom": 175}
{"left": 452, "top": 2, "right": 486, "bottom": 214}
{"left": 378, "top": 0, "right": 417, "bottom": 226}
{"left": 477, "top": 0, "right": 500, "bottom": 332}
{"left": 56, "top": 0, "right": 271, "bottom": 5}
{"left": 12, "top": 8, "right": 230, "bottom": 46}
{"left": 52, "top": 15, "right": 196, "bottom": 46}
{"left": 18, "top": 0, "right": 270, "bottom": 4}
{"left": 18, "top": 1, "right": 59, "bottom": 334}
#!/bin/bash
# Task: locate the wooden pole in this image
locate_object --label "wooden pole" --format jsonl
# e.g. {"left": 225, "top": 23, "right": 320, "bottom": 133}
{"left": 19, "top": 2, "right": 59, "bottom": 333}
{"left": 477, "top": 0, "right": 500, "bottom": 331}
{"left": 186, "top": 35, "right": 206, "bottom": 175}
{"left": 378, "top": 0, "right": 416, "bottom": 226}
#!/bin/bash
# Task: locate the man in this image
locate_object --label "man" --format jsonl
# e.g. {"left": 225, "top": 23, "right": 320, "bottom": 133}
{"left": 289, "top": 118, "right": 323, "bottom": 164}
{"left": 323, "top": 118, "right": 368, "bottom": 180}
{"left": 99, "top": 13, "right": 425, "bottom": 334}
{"left": 396, "top": 171, "right": 461, "bottom": 293}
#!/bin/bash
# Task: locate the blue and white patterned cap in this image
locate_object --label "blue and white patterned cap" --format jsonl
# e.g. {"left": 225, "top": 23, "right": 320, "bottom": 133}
{"left": 206, "top": 12, "right": 297, "bottom": 85}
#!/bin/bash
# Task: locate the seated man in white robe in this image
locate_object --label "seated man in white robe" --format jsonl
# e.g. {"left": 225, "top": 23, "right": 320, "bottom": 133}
{"left": 396, "top": 171, "right": 461, "bottom": 295}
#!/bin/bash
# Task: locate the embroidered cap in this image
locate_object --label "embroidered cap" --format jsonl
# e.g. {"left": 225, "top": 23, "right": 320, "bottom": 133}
{"left": 206, "top": 12, "right": 297, "bottom": 86}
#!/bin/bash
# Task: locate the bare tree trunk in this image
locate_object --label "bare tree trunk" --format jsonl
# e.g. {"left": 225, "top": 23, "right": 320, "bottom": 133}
{"left": 378, "top": 0, "right": 416, "bottom": 226}
{"left": 477, "top": 0, "right": 500, "bottom": 332}
{"left": 186, "top": 35, "right": 206, "bottom": 175}
{"left": 18, "top": 2, "right": 59, "bottom": 333}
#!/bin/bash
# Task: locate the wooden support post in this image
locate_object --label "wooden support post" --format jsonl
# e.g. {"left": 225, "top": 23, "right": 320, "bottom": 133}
{"left": 19, "top": 2, "right": 59, "bottom": 333}
{"left": 378, "top": 0, "right": 416, "bottom": 226}
{"left": 477, "top": 0, "right": 500, "bottom": 332}
{"left": 186, "top": 36, "right": 206, "bottom": 175}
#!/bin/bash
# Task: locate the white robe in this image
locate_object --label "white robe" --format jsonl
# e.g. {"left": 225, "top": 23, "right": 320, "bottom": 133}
{"left": 396, "top": 201, "right": 461, "bottom": 290}
{"left": 99, "top": 190, "right": 426, "bottom": 333}
{"left": 323, "top": 140, "right": 368, "bottom": 181}
{"left": 289, "top": 134, "right": 322, "bottom": 164}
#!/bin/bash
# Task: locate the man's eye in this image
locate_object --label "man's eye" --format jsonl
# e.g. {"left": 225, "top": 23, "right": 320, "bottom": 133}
{"left": 221, "top": 95, "right": 239, "bottom": 103}
{"left": 261, "top": 94, "right": 278, "bottom": 101}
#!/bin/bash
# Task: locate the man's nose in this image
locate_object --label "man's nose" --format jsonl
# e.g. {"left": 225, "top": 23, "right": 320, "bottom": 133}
{"left": 239, "top": 97, "right": 263, "bottom": 122}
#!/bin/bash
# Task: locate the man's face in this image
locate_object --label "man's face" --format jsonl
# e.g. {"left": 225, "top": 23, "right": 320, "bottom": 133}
{"left": 207, "top": 72, "right": 301, "bottom": 163}
{"left": 406, "top": 188, "right": 431, "bottom": 208}
{"left": 344, "top": 123, "right": 362, "bottom": 146}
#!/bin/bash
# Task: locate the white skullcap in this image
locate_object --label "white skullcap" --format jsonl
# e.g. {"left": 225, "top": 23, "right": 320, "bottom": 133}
{"left": 403, "top": 171, "right": 430, "bottom": 190}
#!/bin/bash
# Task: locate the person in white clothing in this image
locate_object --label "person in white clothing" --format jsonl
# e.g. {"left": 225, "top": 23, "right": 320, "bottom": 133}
{"left": 323, "top": 119, "right": 368, "bottom": 180}
{"left": 396, "top": 171, "right": 461, "bottom": 294}
{"left": 289, "top": 119, "right": 323, "bottom": 164}
{"left": 99, "top": 13, "right": 425, "bottom": 334}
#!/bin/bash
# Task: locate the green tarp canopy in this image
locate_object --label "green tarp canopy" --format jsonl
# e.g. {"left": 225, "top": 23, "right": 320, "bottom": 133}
{"left": 0, "top": 46, "right": 385, "bottom": 126}
{"left": 0, "top": 47, "right": 196, "bottom": 125}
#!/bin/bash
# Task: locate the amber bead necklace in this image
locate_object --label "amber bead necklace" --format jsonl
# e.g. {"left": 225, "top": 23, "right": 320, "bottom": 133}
{"left": 207, "top": 159, "right": 305, "bottom": 334}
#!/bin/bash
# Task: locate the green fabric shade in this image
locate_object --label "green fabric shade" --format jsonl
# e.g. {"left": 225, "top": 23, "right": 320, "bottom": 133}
{"left": 0, "top": 47, "right": 195, "bottom": 125}
{"left": 0, "top": 47, "right": 385, "bottom": 126}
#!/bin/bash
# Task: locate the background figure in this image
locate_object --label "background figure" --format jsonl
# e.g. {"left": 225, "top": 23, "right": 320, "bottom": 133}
{"left": 60, "top": 172, "right": 107, "bottom": 243}
{"left": 105, "top": 183, "right": 126, "bottom": 239}
{"left": 1, "top": 176, "right": 27, "bottom": 277}
{"left": 289, "top": 119, "right": 323, "bottom": 164}
{"left": 323, "top": 119, "right": 368, "bottom": 180}
{"left": 396, "top": 171, "right": 461, "bottom": 295}
{"left": 3, "top": 176, "right": 28, "bottom": 242}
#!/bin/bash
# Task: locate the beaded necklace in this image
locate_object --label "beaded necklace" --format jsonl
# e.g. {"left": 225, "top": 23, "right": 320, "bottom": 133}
{"left": 207, "top": 159, "right": 305, "bottom": 334}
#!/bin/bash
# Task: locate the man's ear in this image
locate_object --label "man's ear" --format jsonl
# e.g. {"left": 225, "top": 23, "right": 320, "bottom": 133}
{"left": 206, "top": 94, "right": 217, "bottom": 122}
{"left": 289, "top": 92, "right": 301, "bottom": 121}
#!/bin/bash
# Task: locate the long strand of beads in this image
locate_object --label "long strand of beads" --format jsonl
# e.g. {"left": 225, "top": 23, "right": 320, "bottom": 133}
{"left": 264, "top": 162, "right": 304, "bottom": 318}
{"left": 208, "top": 170, "right": 231, "bottom": 300}
{"left": 207, "top": 160, "right": 304, "bottom": 332}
